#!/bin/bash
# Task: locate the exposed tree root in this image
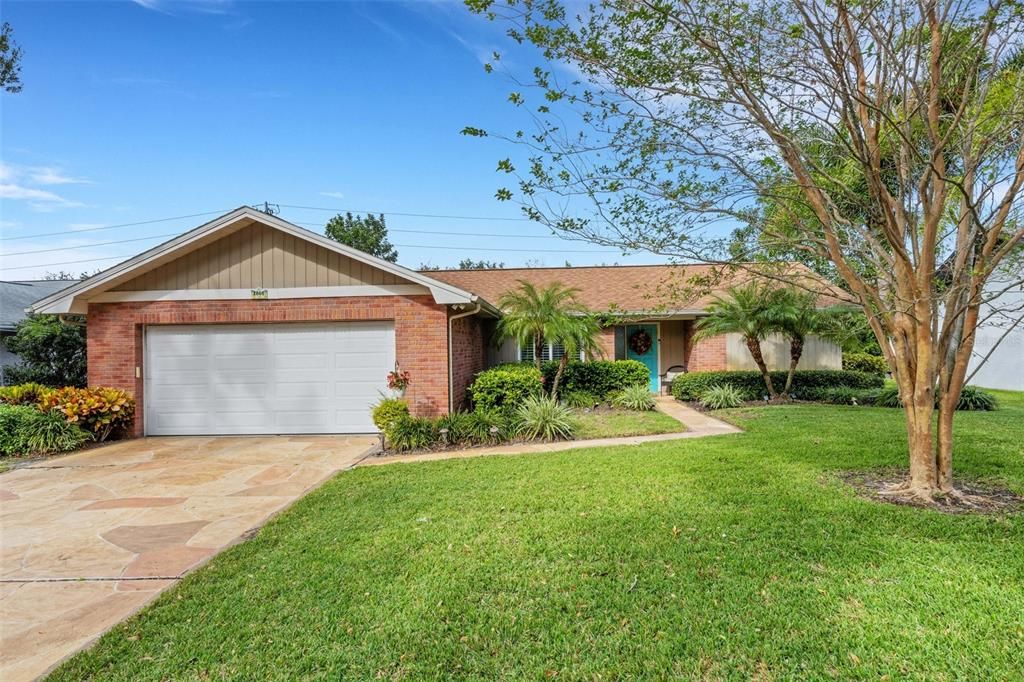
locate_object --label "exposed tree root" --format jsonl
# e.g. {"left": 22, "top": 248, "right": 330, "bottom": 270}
{"left": 838, "top": 469, "right": 1022, "bottom": 514}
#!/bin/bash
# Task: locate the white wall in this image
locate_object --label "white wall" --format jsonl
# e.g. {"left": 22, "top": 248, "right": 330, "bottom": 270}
{"left": 725, "top": 333, "right": 842, "bottom": 371}
{"left": 965, "top": 283, "right": 1024, "bottom": 391}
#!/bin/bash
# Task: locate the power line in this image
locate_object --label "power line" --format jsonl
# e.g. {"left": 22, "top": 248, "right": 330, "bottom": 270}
{"left": 2, "top": 232, "right": 181, "bottom": 257}
{"left": 2, "top": 223, "right": 564, "bottom": 258}
{"left": 279, "top": 203, "right": 530, "bottom": 221}
{"left": 0, "top": 244, "right": 621, "bottom": 272}
{"left": 0, "top": 206, "right": 537, "bottom": 243}
{"left": 0, "top": 210, "right": 235, "bottom": 242}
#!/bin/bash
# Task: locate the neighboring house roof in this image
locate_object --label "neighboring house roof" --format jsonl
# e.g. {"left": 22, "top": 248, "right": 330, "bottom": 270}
{"left": 29, "top": 207, "right": 493, "bottom": 315}
{"left": 0, "top": 280, "right": 75, "bottom": 332}
{"left": 427, "top": 264, "right": 849, "bottom": 315}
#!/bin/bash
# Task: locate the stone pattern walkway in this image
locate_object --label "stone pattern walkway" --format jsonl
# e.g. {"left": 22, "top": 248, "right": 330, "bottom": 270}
{"left": 360, "top": 397, "right": 740, "bottom": 467}
{"left": 0, "top": 435, "right": 375, "bottom": 682}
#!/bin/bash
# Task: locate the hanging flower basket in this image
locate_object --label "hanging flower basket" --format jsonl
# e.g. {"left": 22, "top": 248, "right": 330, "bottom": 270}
{"left": 629, "top": 329, "right": 653, "bottom": 355}
{"left": 386, "top": 366, "right": 411, "bottom": 397}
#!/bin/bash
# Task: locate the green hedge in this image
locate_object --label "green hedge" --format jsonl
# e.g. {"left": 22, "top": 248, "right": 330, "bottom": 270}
{"left": 468, "top": 364, "right": 544, "bottom": 412}
{"left": 540, "top": 360, "right": 649, "bottom": 399}
{"left": 671, "top": 370, "right": 884, "bottom": 401}
{"left": 843, "top": 352, "right": 889, "bottom": 376}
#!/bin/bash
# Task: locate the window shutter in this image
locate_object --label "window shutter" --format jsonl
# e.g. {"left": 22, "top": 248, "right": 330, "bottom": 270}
{"left": 614, "top": 326, "right": 626, "bottom": 360}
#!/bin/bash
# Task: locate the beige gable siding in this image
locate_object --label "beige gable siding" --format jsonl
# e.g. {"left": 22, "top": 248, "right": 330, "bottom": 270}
{"left": 725, "top": 332, "right": 842, "bottom": 371}
{"left": 113, "top": 222, "right": 404, "bottom": 291}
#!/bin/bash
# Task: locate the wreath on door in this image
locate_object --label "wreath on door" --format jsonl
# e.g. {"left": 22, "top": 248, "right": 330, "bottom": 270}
{"left": 628, "top": 329, "right": 653, "bottom": 355}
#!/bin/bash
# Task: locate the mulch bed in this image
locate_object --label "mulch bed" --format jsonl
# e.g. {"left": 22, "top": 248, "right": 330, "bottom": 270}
{"left": 838, "top": 468, "right": 1024, "bottom": 515}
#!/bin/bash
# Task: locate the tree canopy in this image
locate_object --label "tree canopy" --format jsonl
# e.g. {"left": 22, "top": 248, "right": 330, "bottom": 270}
{"left": 0, "top": 22, "right": 22, "bottom": 94}
{"left": 466, "top": 0, "right": 1024, "bottom": 501}
{"left": 324, "top": 212, "right": 398, "bottom": 263}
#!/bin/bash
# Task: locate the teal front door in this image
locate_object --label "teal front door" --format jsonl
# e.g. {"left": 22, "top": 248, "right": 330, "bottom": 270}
{"left": 624, "top": 324, "right": 659, "bottom": 392}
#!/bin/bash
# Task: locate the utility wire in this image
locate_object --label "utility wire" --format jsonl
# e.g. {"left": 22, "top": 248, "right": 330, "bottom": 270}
{"left": 279, "top": 203, "right": 530, "bottom": 221}
{"left": 0, "top": 210, "right": 235, "bottom": 242}
{"left": 0, "top": 206, "right": 537, "bottom": 243}
{"left": 0, "top": 244, "right": 622, "bottom": 272}
{"left": 2, "top": 223, "right": 564, "bottom": 258}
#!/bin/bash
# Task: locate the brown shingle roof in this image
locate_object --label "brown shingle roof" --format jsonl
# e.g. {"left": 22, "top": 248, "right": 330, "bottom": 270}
{"left": 426, "top": 263, "right": 848, "bottom": 314}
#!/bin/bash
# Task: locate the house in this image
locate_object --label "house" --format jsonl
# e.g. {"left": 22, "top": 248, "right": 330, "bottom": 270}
{"left": 963, "top": 277, "right": 1023, "bottom": 391}
{"left": 1, "top": 280, "right": 76, "bottom": 384}
{"left": 28, "top": 207, "right": 841, "bottom": 437}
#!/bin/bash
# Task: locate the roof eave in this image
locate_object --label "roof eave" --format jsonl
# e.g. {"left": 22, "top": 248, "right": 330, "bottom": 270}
{"left": 27, "top": 207, "right": 481, "bottom": 314}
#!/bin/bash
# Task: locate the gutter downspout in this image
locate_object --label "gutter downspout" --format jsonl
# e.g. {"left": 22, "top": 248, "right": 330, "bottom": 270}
{"left": 448, "top": 303, "right": 481, "bottom": 412}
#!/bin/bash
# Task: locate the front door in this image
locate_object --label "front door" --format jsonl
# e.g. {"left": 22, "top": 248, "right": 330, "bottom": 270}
{"left": 624, "top": 324, "right": 659, "bottom": 392}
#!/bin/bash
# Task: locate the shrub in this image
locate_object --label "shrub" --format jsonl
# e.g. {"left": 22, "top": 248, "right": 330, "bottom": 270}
{"left": 874, "top": 384, "right": 998, "bottom": 411}
{"left": 0, "top": 382, "right": 52, "bottom": 406}
{"left": 699, "top": 384, "right": 745, "bottom": 409}
{"left": 3, "top": 315, "right": 87, "bottom": 387}
{"left": 0, "top": 405, "right": 37, "bottom": 456}
{"left": 384, "top": 415, "right": 439, "bottom": 452}
{"left": 467, "top": 410, "right": 509, "bottom": 445}
{"left": 436, "top": 412, "right": 476, "bottom": 446}
{"left": 843, "top": 352, "right": 889, "bottom": 376}
{"left": 816, "top": 386, "right": 861, "bottom": 405}
{"left": 469, "top": 364, "right": 544, "bottom": 412}
{"left": 956, "top": 385, "right": 999, "bottom": 411}
{"left": 671, "top": 370, "right": 884, "bottom": 401}
{"left": 23, "top": 410, "right": 92, "bottom": 454}
{"left": 513, "top": 395, "right": 577, "bottom": 441}
{"left": 540, "top": 360, "right": 649, "bottom": 400}
{"left": 371, "top": 398, "right": 409, "bottom": 431}
{"left": 38, "top": 387, "right": 135, "bottom": 441}
{"left": 563, "top": 390, "right": 599, "bottom": 409}
{"left": 0, "top": 405, "right": 91, "bottom": 456}
{"left": 611, "top": 384, "right": 656, "bottom": 411}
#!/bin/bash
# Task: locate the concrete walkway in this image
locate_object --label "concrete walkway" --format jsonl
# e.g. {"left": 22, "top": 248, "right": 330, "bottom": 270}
{"left": 0, "top": 435, "right": 376, "bottom": 682}
{"left": 360, "top": 397, "right": 740, "bottom": 467}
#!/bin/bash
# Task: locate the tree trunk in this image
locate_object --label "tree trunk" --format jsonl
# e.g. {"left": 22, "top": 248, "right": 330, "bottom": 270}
{"left": 551, "top": 353, "right": 570, "bottom": 399}
{"left": 784, "top": 336, "right": 803, "bottom": 397}
{"left": 533, "top": 334, "right": 543, "bottom": 371}
{"left": 936, "top": 396, "right": 956, "bottom": 493}
{"left": 745, "top": 337, "right": 777, "bottom": 398}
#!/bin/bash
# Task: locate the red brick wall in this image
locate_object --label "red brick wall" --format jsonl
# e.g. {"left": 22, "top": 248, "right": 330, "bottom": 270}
{"left": 87, "top": 295, "right": 451, "bottom": 436}
{"left": 686, "top": 332, "right": 727, "bottom": 372}
{"left": 449, "top": 314, "right": 484, "bottom": 411}
{"left": 596, "top": 326, "right": 617, "bottom": 360}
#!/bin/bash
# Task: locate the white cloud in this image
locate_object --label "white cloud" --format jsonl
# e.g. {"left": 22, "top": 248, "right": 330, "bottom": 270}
{"left": 27, "top": 166, "right": 92, "bottom": 185}
{"left": 0, "top": 184, "right": 73, "bottom": 203}
{"left": 319, "top": 191, "right": 346, "bottom": 200}
{"left": 0, "top": 162, "right": 91, "bottom": 210}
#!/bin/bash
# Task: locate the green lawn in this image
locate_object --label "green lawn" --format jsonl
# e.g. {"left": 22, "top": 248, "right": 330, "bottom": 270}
{"left": 574, "top": 407, "right": 685, "bottom": 439}
{"left": 51, "top": 392, "right": 1024, "bottom": 680}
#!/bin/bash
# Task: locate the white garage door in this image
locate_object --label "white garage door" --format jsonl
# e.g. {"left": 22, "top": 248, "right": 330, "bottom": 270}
{"left": 145, "top": 322, "right": 395, "bottom": 435}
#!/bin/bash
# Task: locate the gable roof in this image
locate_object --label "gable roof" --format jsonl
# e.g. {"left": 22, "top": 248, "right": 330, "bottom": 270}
{"left": 0, "top": 280, "right": 74, "bottom": 331}
{"left": 427, "top": 263, "right": 849, "bottom": 315}
{"left": 29, "top": 207, "right": 488, "bottom": 314}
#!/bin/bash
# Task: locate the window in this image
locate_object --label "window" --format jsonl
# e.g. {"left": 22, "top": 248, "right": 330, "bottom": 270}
{"left": 519, "top": 341, "right": 583, "bottom": 362}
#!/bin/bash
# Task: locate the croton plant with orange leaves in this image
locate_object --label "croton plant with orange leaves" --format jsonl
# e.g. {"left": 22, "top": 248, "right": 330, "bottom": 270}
{"left": 37, "top": 387, "right": 135, "bottom": 441}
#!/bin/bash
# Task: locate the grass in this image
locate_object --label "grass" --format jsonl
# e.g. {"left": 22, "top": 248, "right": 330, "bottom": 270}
{"left": 50, "top": 392, "right": 1024, "bottom": 680}
{"left": 574, "top": 407, "right": 685, "bottom": 439}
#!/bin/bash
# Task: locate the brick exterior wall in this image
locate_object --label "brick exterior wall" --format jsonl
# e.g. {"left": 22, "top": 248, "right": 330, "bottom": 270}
{"left": 87, "top": 295, "right": 450, "bottom": 436}
{"left": 685, "top": 331, "right": 727, "bottom": 372}
{"left": 596, "top": 326, "right": 616, "bottom": 361}
{"left": 449, "top": 313, "right": 485, "bottom": 411}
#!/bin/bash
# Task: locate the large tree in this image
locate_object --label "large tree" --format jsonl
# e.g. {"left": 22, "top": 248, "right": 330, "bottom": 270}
{"left": 0, "top": 22, "right": 23, "bottom": 94}
{"left": 466, "top": 0, "right": 1024, "bottom": 502}
{"left": 4, "top": 316, "right": 86, "bottom": 387}
{"left": 324, "top": 212, "right": 398, "bottom": 262}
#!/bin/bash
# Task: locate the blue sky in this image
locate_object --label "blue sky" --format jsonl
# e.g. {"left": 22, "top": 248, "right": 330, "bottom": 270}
{"left": 0, "top": 0, "right": 659, "bottom": 279}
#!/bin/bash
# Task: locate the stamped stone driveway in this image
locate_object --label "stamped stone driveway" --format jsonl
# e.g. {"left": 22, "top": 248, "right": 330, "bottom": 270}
{"left": 0, "top": 435, "right": 375, "bottom": 681}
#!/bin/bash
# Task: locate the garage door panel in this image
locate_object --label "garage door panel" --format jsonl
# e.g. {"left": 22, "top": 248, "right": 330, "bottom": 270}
{"left": 146, "top": 322, "right": 395, "bottom": 435}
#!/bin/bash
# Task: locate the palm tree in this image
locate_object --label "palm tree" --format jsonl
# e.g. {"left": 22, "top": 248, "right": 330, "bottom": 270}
{"left": 770, "top": 288, "right": 851, "bottom": 395}
{"left": 549, "top": 314, "right": 604, "bottom": 398}
{"left": 695, "top": 283, "right": 780, "bottom": 398}
{"left": 772, "top": 289, "right": 851, "bottom": 397}
{"left": 495, "top": 280, "right": 587, "bottom": 371}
